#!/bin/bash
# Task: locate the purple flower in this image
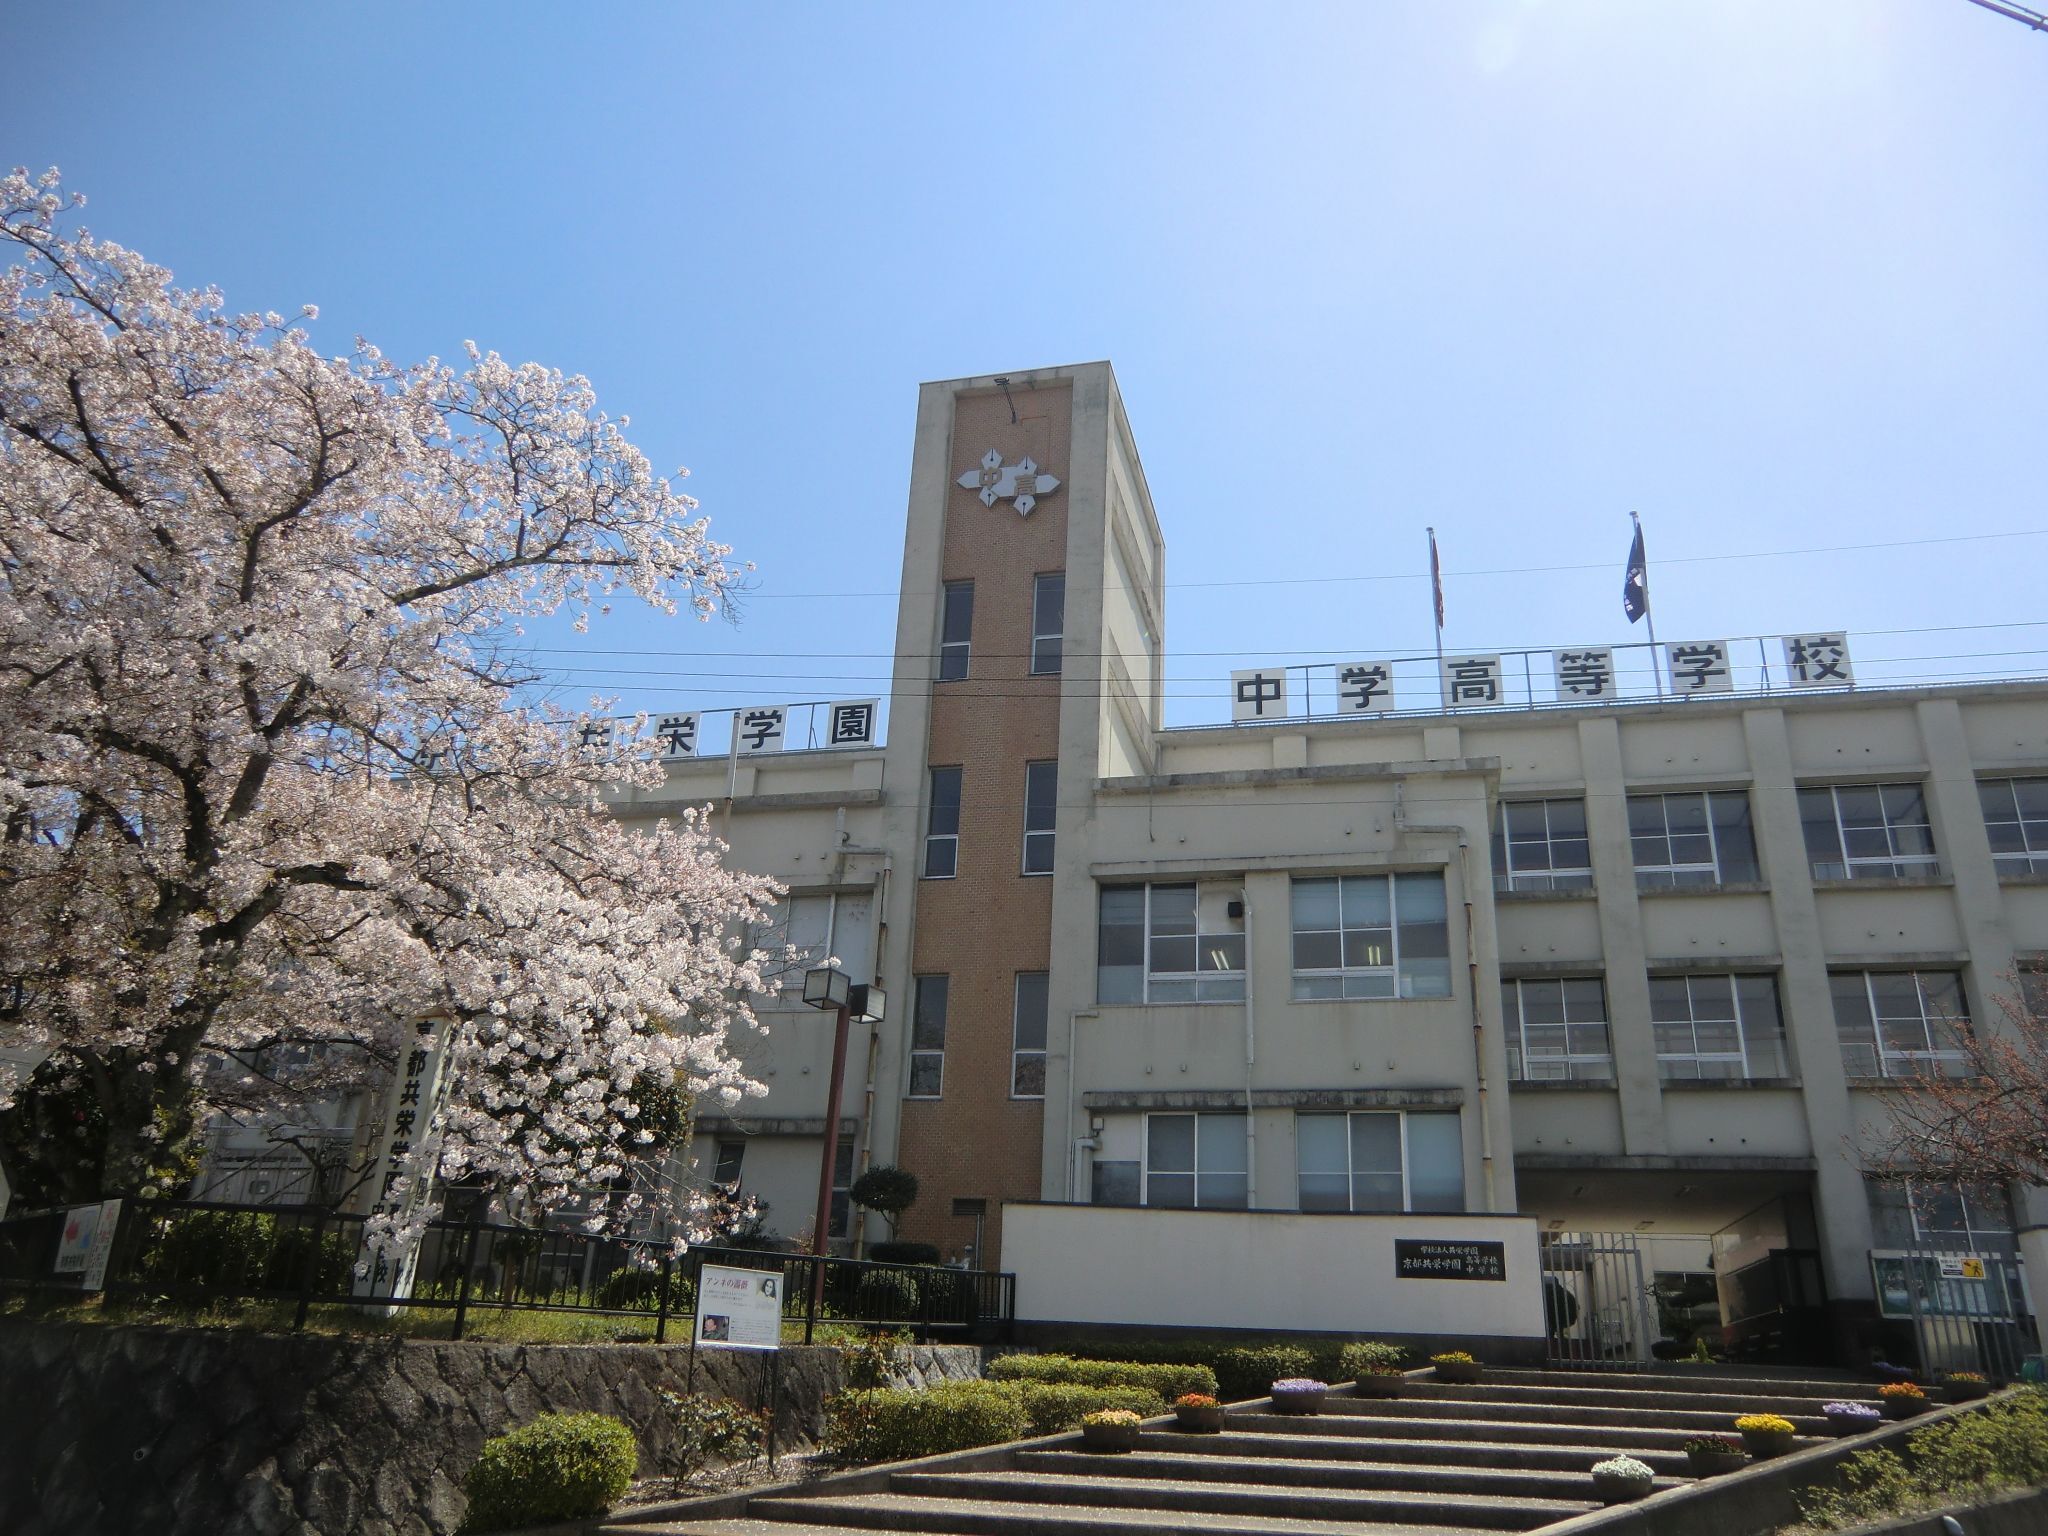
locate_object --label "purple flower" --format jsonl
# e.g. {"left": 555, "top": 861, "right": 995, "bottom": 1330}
{"left": 1272, "top": 1379, "right": 1328, "bottom": 1393}
{"left": 1824, "top": 1401, "right": 1880, "bottom": 1418}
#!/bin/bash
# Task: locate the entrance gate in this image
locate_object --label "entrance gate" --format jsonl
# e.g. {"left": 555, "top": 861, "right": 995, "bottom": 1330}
{"left": 1872, "top": 1248, "right": 2037, "bottom": 1382}
{"left": 1541, "top": 1231, "right": 1655, "bottom": 1368}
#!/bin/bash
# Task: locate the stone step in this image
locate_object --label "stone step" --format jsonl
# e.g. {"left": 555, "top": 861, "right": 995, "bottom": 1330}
{"left": 880, "top": 1471, "right": 1591, "bottom": 1532}
{"left": 740, "top": 1491, "right": 1498, "bottom": 1536}
{"left": 1228, "top": 1410, "right": 1823, "bottom": 1454}
{"left": 1103, "top": 1430, "right": 1694, "bottom": 1476}
{"left": 1481, "top": 1367, "right": 1865, "bottom": 1397}
{"left": 1377, "top": 1379, "right": 1865, "bottom": 1414}
{"left": 1312, "top": 1394, "right": 1830, "bottom": 1433}
{"left": 1009, "top": 1448, "right": 1683, "bottom": 1503}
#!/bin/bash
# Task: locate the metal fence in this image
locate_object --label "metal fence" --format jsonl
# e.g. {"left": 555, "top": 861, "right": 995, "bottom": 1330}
{"left": 0, "top": 1199, "right": 1013, "bottom": 1344}
{"left": 1873, "top": 1248, "right": 2038, "bottom": 1382}
{"left": 1540, "top": 1230, "right": 1655, "bottom": 1368}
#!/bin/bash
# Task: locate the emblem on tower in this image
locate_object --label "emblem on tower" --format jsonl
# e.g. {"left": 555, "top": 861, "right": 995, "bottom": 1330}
{"left": 958, "top": 449, "right": 1061, "bottom": 517}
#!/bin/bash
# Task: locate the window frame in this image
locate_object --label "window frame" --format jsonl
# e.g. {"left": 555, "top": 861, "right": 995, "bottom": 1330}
{"left": 1830, "top": 969, "right": 1970, "bottom": 1079}
{"left": 908, "top": 975, "right": 948, "bottom": 1099}
{"left": 1650, "top": 972, "right": 1789, "bottom": 1080}
{"left": 1294, "top": 1109, "right": 1466, "bottom": 1213}
{"left": 760, "top": 890, "right": 874, "bottom": 993}
{"left": 1799, "top": 782, "right": 1938, "bottom": 881}
{"left": 1500, "top": 976, "right": 1615, "bottom": 1082}
{"left": 1031, "top": 572, "right": 1065, "bottom": 676}
{"left": 1141, "top": 1111, "right": 1248, "bottom": 1209}
{"left": 923, "top": 766, "right": 962, "bottom": 879}
{"left": 1289, "top": 872, "right": 1452, "bottom": 1000}
{"left": 1096, "top": 882, "right": 1247, "bottom": 1004}
{"left": 1011, "top": 972, "right": 1048, "bottom": 1099}
{"left": 1979, "top": 776, "right": 2048, "bottom": 877}
{"left": 1906, "top": 1178, "right": 2015, "bottom": 1253}
{"left": 1629, "top": 790, "right": 1760, "bottom": 888}
{"left": 1494, "top": 798, "right": 1594, "bottom": 892}
{"left": 1021, "top": 760, "right": 1057, "bottom": 876}
{"left": 710, "top": 1138, "right": 746, "bottom": 1189}
{"left": 937, "top": 580, "right": 974, "bottom": 681}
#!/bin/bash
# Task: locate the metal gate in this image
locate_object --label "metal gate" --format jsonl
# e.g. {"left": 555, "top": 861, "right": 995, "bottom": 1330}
{"left": 1872, "top": 1249, "right": 2038, "bottom": 1382}
{"left": 1541, "top": 1230, "right": 1656, "bottom": 1368}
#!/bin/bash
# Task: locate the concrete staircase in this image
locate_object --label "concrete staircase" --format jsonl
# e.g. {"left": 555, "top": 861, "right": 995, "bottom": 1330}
{"left": 605, "top": 1365, "right": 1863, "bottom": 1536}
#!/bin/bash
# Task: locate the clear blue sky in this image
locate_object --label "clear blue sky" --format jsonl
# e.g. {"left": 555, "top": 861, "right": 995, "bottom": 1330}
{"left": 6, "top": 1, "right": 2045, "bottom": 732}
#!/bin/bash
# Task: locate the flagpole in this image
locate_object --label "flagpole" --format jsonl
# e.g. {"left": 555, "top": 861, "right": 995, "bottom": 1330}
{"left": 1633, "top": 511, "right": 1663, "bottom": 697}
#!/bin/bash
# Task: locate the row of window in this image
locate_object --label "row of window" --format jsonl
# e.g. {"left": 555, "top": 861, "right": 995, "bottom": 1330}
{"left": 923, "top": 762, "right": 1057, "bottom": 878}
{"left": 1091, "top": 1109, "right": 1466, "bottom": 1214}
{"left": 937, "top": 574, "right": 1065, "bottom": 681}
{"left": 1496, "top": 778, "right": 2048, "bottom": 892}
{"left": 1501, "top": 968, "right": 1971, "bottom": 1084}
{"left": 910, "top": 971, "right": 1048, "bottom": 1100}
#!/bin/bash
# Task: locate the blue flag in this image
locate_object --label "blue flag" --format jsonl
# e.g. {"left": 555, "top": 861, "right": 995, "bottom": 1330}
{"left": 1623, "top": 523, "right": 1649, "bottom": 624}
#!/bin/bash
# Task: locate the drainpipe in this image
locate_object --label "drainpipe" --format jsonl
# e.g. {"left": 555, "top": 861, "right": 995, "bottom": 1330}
{"left": 1393, "top": 786, "right": 1497, "bottom": 1211}
{"left": 1239, "top": 888, "right": 1257, "bottom": 1203}
{"left": 1063, "top": 1009, "right": 1097, "bottom": 1200}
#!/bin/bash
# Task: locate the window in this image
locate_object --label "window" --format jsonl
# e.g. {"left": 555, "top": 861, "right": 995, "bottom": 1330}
{"left": 1799, "top": 783, "right": 1936, "bottom": 880}
{"left": 1979, "top": 777, "right": 2048, "bottom": 876}
{"left": 924, "top": 767, "right": 961, "bottom": 878}
{"left": 710, "top": 1139, "right": 746, "bottom": 1189}
{"left": 1012, "top": 972, "right": 1048, "bottom": 1098}
{"left": 1290, "top": 873, "right": 1452, "bottom": 1000}
{"left": 1830, "top": 970, "right": 1969, "bottom": 1079}
{"left": 938, "top": 580, "right": 973, "bottom": 681}
{"left": 1097, "top": 883, "right": 1245, "bottom": 1003}
{"left": 1494, "top": 799, "right": 1593, "bottom": 891}
{"left": 760, "top": 892, "right": 874, "bottom": 990}
{"left": 1143, "top": 1112, "right": 1247, "bottom": 1208}
{"left": 1651, "top": 974, "right": 1789, "bottom": 1079}
{"left": 1022, "top": 761, "right": 1057, "bottom": 875}
{"left": 828, "top": 1134, "right": 854, "bottom": 1238}
{"left": 1868, "top": 1177, "right": 2016, "bottom": 1254}
{"left": 1630, "top": 791, "right": 1760, "bottom": 888}
{"left": 1032, "top": 573, "right": 1065, "bottom": 676}
{"left": 1296, "top": 1111, "right": 1464, "bottom": 1213}
{"left": 1500, "top": 978, "right": 1615, "bottom": 1081}
{"left": 908, "top": 976, "right": 948, "bottom": 1097}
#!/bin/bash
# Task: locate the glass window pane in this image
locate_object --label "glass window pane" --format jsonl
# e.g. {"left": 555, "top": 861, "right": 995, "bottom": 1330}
{"left": 1024, "top": 762, "right": 1058, "bottom": 829}
{"left": 1342, "top": 928, "right": 1392, "bottom": 969}
{"left": 1196, "top": 1173, "right": 1249, "bottom": 1209}
{"left": 1351, "top": 1172, "right": 1404, "bottom": 1213}
{"left": 1292, "top": 878, "right": 1340, "bottom": 931}
{"left": 1296, "top": 1115, "right": 1348, "bottom": 1176}
{"left": 1098, "top": 965, "right": 1143, "bottom": 1004}
{"left": 1149, "top": 885, "right": 1197, "bottom": 932}
{"left": 1013, "top": 973, "right": 1049, "bottom": 1051}
{"left": 1150, "top": 935, "right": 1197, "bottom": 974}
{"left": 1561, "top": 978, "right": 1607, "bottom": 1022}
{"left": 1648, "top": 976, "right": 1692, "bottom": 1021}
{"left": 1294, "top": 974, "right": 1342, "bottom": 1000}
{"left": 1092, "top": 1160, "right": 1139, "bottom": 1207}
{"left": 1196, "top": 974, "right": 1245, "bottom": 1002}
{"left": 1521, "top": 981, "right": 1565, "bottom": 1026}
{"left": 1627, "top": 797, "right": 1666, "bottom": 837}
{"left": 1294, "top": 932, "right": 1341, "bottom": 970}
{"left": 908, "top": 1054, "right": 943, "bottom": 1097}
{"left": 1202, "top": 934, "right": 1246, "bottom": 974}
{"left": 913, "top": 977, "right": 949, "bottom": 1050}
{"left": 1197, "top": 1115, "right": 1247, "bottom": 1174}
{"left": 1406, "top": 1115, "right": 1465, "bottom": 1212}
{"left": 1665, "top": 794, "right": 1709, "bottom": 834}
{"left": 1297, "top": 1173, "right": 1350, "bottom": 1211}
{"left": 1398, "top": 957, "right": 1452, "bottom": 999}
{"left": 1506, "top": 802, "right": 1549, "bottom": 838}
{"left": 1349, "top": 1112, "right": 1402, "bottom": 1174}
{"left": 941, "top": 582, "right": 973, "bottom": 645}
{"left": 1146, "top": 1173, "right": 1195, "bottom": 1209}
{"left": 1341, "top": 875, "right": 1393, "bottom": 926}
{"left": 1012, "top": 1053, "right": 1046, "bottom": 1097}
{"left": 1147, "top": 1115, "right": 1195, "bottom": 1173}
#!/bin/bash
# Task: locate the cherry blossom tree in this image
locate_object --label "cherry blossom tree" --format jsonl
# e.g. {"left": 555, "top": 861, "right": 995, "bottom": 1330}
{"left": 0, "top": 168, "right": 777, "bottom": 1242}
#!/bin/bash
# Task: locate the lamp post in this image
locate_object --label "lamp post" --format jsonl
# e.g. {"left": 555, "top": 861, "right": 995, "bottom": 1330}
{"left": 800, "top": 965, "right": 884, "bottom": 1337}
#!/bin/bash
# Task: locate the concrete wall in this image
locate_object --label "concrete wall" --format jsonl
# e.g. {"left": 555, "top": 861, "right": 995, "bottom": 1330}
{"left": 1001, "top": 1201, "right": 1544, "bottom": 1341}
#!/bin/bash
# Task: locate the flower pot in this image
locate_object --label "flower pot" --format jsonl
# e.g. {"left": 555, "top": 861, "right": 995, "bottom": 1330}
{"left": 1432, "top": 1361, "right": 1483, "bottom": 1385}
{"left": 1080, "top": 1420, "right": 1141, "bottom": 1453}
{"left": 1352, "top": 1373, "right": 1405, "bottom": 1399}
{"left": 1685, "top": 1448, "right": 1748, "bottom": 1478}
{"left": 1946, "top": 1379, "right": 1991, "bottom": 1403}
{"left": 1739, "top": 1428, "right": 1797, "bottom": 1459}
{"left": 1270, "top": 1388, "right": 1326, "bottom": 1416}
{"left": 1591, "top": 1472, "right": 1654, "bottom": 1505}
{"left": 1174, "top": 1403, "right": 1225, "bottom": 1433}
{"left": 1882, "top": 1395, "right": 1930, "bottom": 1420}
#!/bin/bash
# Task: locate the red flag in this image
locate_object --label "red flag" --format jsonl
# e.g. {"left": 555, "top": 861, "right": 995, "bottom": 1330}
{"left": 1428, "top": 527, "right": 1445, "bottom": 631}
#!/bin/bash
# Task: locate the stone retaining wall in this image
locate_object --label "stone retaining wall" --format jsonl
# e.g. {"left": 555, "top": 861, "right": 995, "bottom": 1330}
{"left": 0, "top": 1318, "right": 982, "bottom": 1536}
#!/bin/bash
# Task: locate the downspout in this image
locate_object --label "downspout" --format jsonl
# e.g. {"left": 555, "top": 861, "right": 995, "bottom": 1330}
{"left": 1393, "top": 784, "right": 1497, "bottom": 1211}
{"left": 1239, "top": 888, "right": 1257, "bottom": 1204}
{"left": 1064, "top": 1008, "right": 1097, "bottom": 1201}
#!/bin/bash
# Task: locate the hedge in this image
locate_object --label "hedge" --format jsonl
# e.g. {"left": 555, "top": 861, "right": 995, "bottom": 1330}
{"left": 460, "top": 1412, "right": 637, "bottom": 1532}
{"left": 1011, "top": 1382, "right": 1161, "bottom": 1435}
{"left": 987, "top": 1353, "right": 1217, "bottom": 1402}
{"left": 1338, "top": 1341, "right": 1408, "bottom": 1377}
{"left": 824, "top": 1380, "right": 1164, "bottom": 1461}
{"left": 1048, "top": 1339, "right": 1350, "bottom": 1400}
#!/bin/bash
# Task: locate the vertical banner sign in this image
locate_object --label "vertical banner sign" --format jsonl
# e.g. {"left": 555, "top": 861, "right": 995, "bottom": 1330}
{"left": 695, "top": 1264, "right": 785, "bottom": 1350}
{"left": 1231, "top": 668, "right": 1290, "bottom": 722}
{"left": 353, "top": 1017, "right": 454, "bottom": 1302}
{"left": 79, "top": 1199, "right": 122, "bottom": 1291}
{"left": 52, "top": 1202, "right": 104, "bottom": 1275}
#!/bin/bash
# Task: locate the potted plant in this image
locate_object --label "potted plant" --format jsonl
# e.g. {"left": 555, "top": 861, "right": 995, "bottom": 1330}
{"left": 1173, "top": 1393, "right": 1225, "bottom": 1433}
{"left": 1944, "top": 1371, "right": 1991, "bottom": 1403}
{"left": 1430, "top": 1351, "right": 1483, "bottom": 1385}
{"left": 1879, "top": 1381, "right": 1929, "bottom": 1420}
{"left": 1080, "top": 1409, "right": 1143, "bottom": 1452}
{"left": 1682, "top": 1435, "right": 1748, "bottom": 1477}
{"left": 1590, "top": 1455, "right": 1657, "bottom": 1504}
{"left": 1269, "top": 1378, "right": 1329, "bottom": 1416}
{"left": 1352, "top": 1364, "right": 1406, "bottom": 1399}
{"left": 1734, "top": 1413, "right": 1798, "bottom": 1458}
{"left": 1822, "top": 1401, "right": 1882, "bottom": 1436}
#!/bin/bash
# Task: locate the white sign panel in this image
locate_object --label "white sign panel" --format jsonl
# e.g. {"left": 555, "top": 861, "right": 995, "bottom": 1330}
{"left": 695, "top": 1263, "right": 784, "bottom": 1350}
{"left": 53, "top": 1203, "right": 103, "bottom": 1274}
{"left": 1666, "top": 641, "right": 1734, "bottom": 695}
{"left": 1231, "top": 668, "right": 1290, "bottom": 722}
{"left": 1782, "top": 632, "right": 1853, "bottom": 688}
{"left": 80, "top": 1199, "right": 122, "bottom": 1291}
{"left": 1336, "top": 662, "right": 1395, "bottom": 715}
{"left": 655, "top": 712, "right": 700, "bottom": 759}
{"left": 1552, "top": 647, "right": 1615, "bottom": 701}
{"left": 733, "top": 706, "right": 787, "bottom": 755}
{"left": 574, "top": 717, "right": 615, "bottom": 756}
{"left": 353, "top": 1018, "right": 454, "bottom": 1301}
{"left": 1440, "top": 654, "right": 1503, "bottom": 708}
{"left": 1937, "top": 1254, "right": 1987, "bottom": 1281}
{"left": 826, "top": 699, "right": 879, "bottom": 748}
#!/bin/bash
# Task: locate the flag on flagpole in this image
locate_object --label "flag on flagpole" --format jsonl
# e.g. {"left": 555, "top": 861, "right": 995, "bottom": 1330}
{"left": 1622, "top": 521, "right": 1649, "bottom": 624}
{"left": 1428, "top": 527, "right": 1445, "bottom": 630}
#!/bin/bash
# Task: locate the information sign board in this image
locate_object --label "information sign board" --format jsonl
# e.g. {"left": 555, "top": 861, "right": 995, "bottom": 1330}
{"left": 694, "top": 1264, "right": 784, "bottom": 1350}
{"left": 1395, "top": 1238, "right": 1507, "bottom": 1282}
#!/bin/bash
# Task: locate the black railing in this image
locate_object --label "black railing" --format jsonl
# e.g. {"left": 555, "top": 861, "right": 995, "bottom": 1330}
{"left": 0, "top": 1199, "right": 1014, "bottom": 1344}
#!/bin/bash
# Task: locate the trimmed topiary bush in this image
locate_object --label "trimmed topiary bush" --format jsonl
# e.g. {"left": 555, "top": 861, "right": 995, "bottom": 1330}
{"left": 460, "top": 1412, "right": 637, "bottom": 1532}
{"left": 825, "top": 1382, "right": 1028, "bottom": 1461}
{"left": 868, "top": 1241, "right": 943, "bottom": 1266}
{"left": 988, "top": 1353, "right": 1217, "bottom": 1402}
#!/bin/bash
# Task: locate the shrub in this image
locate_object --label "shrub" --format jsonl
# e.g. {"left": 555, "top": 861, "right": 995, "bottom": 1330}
{"left": 1736, "top": 1414, "right": 1797, "bottom": 1434}
{"left": 134, "top": 1209, "right": 280, "bottom": 1293}
{"left": 851, "top": 1269, "right": 921, "bottom": 1320}
{"left": 868, "top": 1241, "right": 942, "bottom": 1266}
{"left": 849, "top": 1165, "right": 919, "bottom": 1231}
{"left": 1213, "top": 1345, "right": 1315, "bottom": 1400}
{"left": 825, "top": 1382, "right": 1028, "bottom": 1461}
{"left": 656, "top": 1391, "right": 767, "bottom": 1485}
{"left": 264, "top": 1223, "right": 354, "bottom": 1292}
{"left": 594, "top": 1264, "right": 693, "bottom": 1316}
{"left": 987, "top": 1354, "right": 1218, "bottom": 1402}
{"left": 1011, "top": 1382, "right": 1161, "bottom": 1435}
{"left": 1338, "top": 1341, "right": 1405, "bottom": 1377}
{"left": 838, "top": 1330, "right": 909, "bottom": 1390}
{"left": 460, "top": 1412, "right": 637, "bottom": 1532}
{"left": 1684, "top": 1435, "right": 1743, "bottom": 1455}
